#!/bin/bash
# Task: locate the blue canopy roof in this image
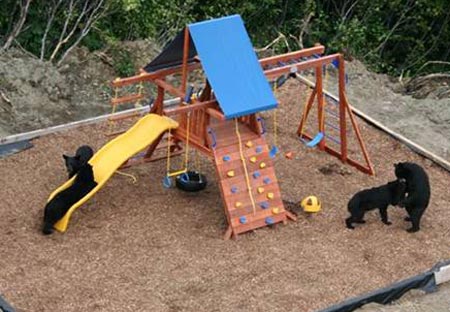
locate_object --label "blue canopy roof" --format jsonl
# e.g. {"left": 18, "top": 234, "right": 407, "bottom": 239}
{"left": 188, "top": 15, "right": 277, "bottom": 119}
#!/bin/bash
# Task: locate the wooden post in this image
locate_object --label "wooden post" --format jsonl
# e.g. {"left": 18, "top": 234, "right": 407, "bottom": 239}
{"left": 315, "top": 65, "right": 325, "bottom": 150}
{"left": 181, "top": 27, "right": 190, "bottom": 97}
{"left": 150, "top": 85, "right": 164, "bottom": 115}
{"left": 297, "top": 89, "right": 317, "bottom": 136}
{"left": 338, "top": 54, "right": 348, "bottom": 162}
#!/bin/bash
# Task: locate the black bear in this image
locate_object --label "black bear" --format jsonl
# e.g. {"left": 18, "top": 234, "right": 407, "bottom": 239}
{"left": 42, "top": 163, "right": 97, "bottom": 235}
{"left": 63, "top": 145, "right": 94, "bottom": 178}
{"left": 346, "top": 179, "right": 406, "bottom": 229}
{"left": 394, "top": 162, "right": 430, "bottom": 233}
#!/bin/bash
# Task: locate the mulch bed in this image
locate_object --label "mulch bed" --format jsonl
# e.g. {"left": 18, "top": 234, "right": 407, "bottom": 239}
{"left": 1, "top": 83, "right": 449, "bottom": 312}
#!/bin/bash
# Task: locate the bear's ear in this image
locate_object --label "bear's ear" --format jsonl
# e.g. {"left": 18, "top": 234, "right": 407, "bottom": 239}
{"left": 63, "top": 154, "right": 69, "bottom": 160}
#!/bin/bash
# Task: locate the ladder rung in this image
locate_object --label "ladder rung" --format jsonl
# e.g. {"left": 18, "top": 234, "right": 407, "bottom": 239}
{"left": 111, "top": 93, "right": 145, "bottom": 105}
{"left": 325, "top": 134, "right": 341, "bottom": 145}
{"left": 324, "top": 121, "right": 340, "bottom": 131}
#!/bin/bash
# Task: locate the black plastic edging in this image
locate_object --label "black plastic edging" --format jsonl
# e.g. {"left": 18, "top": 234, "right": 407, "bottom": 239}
{"left": 317, "top": 260, "right": 450, "bottom": 312}
{"left": 0, "top": 295, "right": 15, "bottom": 312}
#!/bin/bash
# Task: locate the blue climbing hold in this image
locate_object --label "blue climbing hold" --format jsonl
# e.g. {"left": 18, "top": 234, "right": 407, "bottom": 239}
{"left": 231, "top": 186, "right": 238, "bottom": 194}
{"left": 260, "top": 201, "right": 269, "bottom": 209}
{"left": 265, "top": 217, "right": 275, "bottom": 225}
{"left": 239, "top": 216, "right": 247, "bottom": 224}
{"left": 263, "top": 177, "right": 271, "bottom": 185}
{"left": 253, "top": 171, "right": 261, "bottom": 179}
{"left": 255, "top": 146, "right": 263, "bottom": 154}
{"left": 223, "top": 155, "right": 231, "bottom": 162}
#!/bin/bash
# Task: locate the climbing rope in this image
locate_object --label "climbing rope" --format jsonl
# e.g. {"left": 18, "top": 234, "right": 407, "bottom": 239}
{"left": 235, "top": 118, "right": 257, "bottom": 216}
{"left": 108, "top": 85, "right": 119, "bottom": 135}
{"left": 165, "top": 113, "right": 191, "bottom": 178}
{"left": 115, "top": 170, "right": 138, "bottom": 184}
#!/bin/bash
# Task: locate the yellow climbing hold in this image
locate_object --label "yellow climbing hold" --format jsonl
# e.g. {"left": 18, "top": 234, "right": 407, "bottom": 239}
{"left": 249, "top": 156, "right": 257, "bottom": 163}
{"left": 267, "top": 192, "right": 274, "bottom": 200}
{"left": 227, "top": 170, "right": 235, "bottom": 177}
{"left": 245, "top": 141, "right": 253, "bottom": 148}
{"left": 235, "top": 202, "right": 242, "bottom": 208}
{"left": 259, "top": 162, "right": 266, "bottom": 169}
{"left": 272, "top": 207, "right": 280, "bottom": 215}
{"left": 257, "top": 187, "right": 265, "bottom": 194}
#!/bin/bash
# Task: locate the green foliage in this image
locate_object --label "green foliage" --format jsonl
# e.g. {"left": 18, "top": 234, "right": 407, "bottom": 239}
{"left": 109, "top": 45, "right": 135, "bottom": 77}
{"left": 1, "top": 0, "right": 449, "bottom": 77}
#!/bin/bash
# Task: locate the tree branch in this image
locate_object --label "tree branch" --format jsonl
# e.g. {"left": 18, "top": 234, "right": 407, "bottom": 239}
{"left": 2, "top": 0, "right": 32, "bottom": 50}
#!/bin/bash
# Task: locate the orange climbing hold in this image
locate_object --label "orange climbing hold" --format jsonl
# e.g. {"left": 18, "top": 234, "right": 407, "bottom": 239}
{"left": 257, "top": 187, "right": 265, "bottom": 194}
{"left": 235, "top": 202, "right": 242, "bottom": 208}
{"left": 227, "top": 170, "right": 235, "bottom": 177}
{"left": 272, "top": 207, "right": 280, "bottom": 215}
{"left": 249, "top": 156, "right": 257, "bottom": 163}
{"left": 245, "top": 141, "right": 253, "bottom": 148}
{"left": 267, "top": 192, "right": 274, "bottom": 200}
{"left": 259, "top": 162, "right": 266, "bottom": 169}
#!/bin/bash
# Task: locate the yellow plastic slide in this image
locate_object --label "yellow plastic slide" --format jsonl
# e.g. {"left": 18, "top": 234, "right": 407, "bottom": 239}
{"left": 47, "top": 114, "right": 179, "bottom": 232}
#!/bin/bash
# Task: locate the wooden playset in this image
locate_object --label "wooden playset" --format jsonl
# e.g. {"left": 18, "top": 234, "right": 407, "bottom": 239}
{"left": 46, "top": 14, "right": 374, "bottom": 239}
{"left": 106, "top": 15, "right": 374, "bottom": 239}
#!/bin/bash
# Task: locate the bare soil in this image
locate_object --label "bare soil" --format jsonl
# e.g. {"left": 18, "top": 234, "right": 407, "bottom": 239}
{"left": 1, "top": 82, "right": 450, "bottom": 312}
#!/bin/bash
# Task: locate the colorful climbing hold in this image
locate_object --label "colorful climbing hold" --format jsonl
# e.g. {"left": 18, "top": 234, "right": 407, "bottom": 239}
{"left": 272, "top": 207, "right": 280, "bottom": 215}
{"left": 227, "top": 170, "right": 235, "bottom": 177}
{"left": 263, "top": 177, "right": 271, "bottom": 184}
{"left": 249, "top": 156, "right": 257, "bottom": 163}
{"left": 253, "top": 171, "right": 261, "bottom": 179}
{"left": 239, "top": 216, "right": 247, "bottom": 224}
{"left": 231, "top": 186, "right": 238, "bottom": 194}
{"left": 265, "top": 217, "right": 275, "bottom": 225}
{"left": 245, "top": 141, "right": 253, "bottom": 148}
{"left": 235, "top": 202, "right": 242, "bottom": 208}
{"left": 259, "top": 162, "right": 266, "bottom": 169}
{"left": 223, "top": 155, "right": 231, "bottom": 162}
{"left": 267, "top": 192, "right": 274, "bottom": 200}
{"left": 260, "top": 201, "right": 269, "bottom": 209}
{"left": 257, "top": 187, "right": 265, "bottom": 194}
{"left": 255, "top": 146, "right": 263, "bottom": 154}
{"left": 285, "top": 151, "right": 294, "bottom": 159}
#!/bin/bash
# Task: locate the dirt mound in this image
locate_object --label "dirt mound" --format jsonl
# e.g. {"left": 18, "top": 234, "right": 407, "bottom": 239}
{"left": 0, "top": 40, "right": 160, "bottom": 137}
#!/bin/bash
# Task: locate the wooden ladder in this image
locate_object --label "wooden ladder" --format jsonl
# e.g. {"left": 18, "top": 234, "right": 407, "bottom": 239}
{"left": 209, "top": 119, "right": 296, "bottom": 239}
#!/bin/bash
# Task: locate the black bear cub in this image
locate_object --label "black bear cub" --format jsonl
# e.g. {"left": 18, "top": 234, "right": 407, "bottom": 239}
{"left": 346, "top": 180, "right": 406, "bottom": 229}
{"left": 63, "top": 145, "right": 94, "bottom": 178}
{"left": 42, "top": 163, "right": 97, "bottom": 235}
{"left": 394, "top": 162, "right": 430, "bottom": 233}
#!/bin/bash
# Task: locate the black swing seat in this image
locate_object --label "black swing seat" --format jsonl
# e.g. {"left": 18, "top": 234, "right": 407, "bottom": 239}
{"left": 176, "top": 171, "right": 207, "bottom": 192}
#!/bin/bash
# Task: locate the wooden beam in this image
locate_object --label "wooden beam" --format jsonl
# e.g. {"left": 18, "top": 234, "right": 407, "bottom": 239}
{"left": 111, "top": 93, "right": 145, "bottom": 105}
{"left": 316, "top": 65, "right": 325, "bottom": 151}
{"left": 297, "top": 89, "right": 317, "bottom": 135}
{"left": 154, "top": 79, "right": 185, "bottom": 98}
{"left": 264, "top": 54, "right": 340, "bottom": 79}
{"left": 342, "top": 93, "right": 375, "bottom": 175}
{"left": 111, "top": 62, "right": 201, "bottom": 87}
{"left": 338, "top": 54, "right": 348, "bottom": 161}
{"left": 181, "top": 27, "right": 190, "bottom": 95}
{"left": 259, "top": 45, "right": 325, "bottom": 67}
{"left": 164, "top": 100, "right": 217, "bottom": 116}
{"left": 206, "top": 108, "right": 226, "bottom": 121}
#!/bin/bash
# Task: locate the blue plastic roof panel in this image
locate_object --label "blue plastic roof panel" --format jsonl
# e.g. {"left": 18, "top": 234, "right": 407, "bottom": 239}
{"left": 188, "top": 15, "right": 277, "bottom": 119}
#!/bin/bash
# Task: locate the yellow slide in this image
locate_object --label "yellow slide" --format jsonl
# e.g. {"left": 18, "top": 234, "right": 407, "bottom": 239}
{"left": 47, "top": 114, "right": 179, "bottom": 232}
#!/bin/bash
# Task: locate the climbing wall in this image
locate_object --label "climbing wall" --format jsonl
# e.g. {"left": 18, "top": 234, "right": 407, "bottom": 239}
{"left": 209, "top": 119, "right": 296, "bottom": 239}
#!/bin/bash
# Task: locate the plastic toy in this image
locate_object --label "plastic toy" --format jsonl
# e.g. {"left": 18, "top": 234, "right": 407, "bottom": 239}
{"left": 301, "top": 195, "right": 321, "bottom": 213}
